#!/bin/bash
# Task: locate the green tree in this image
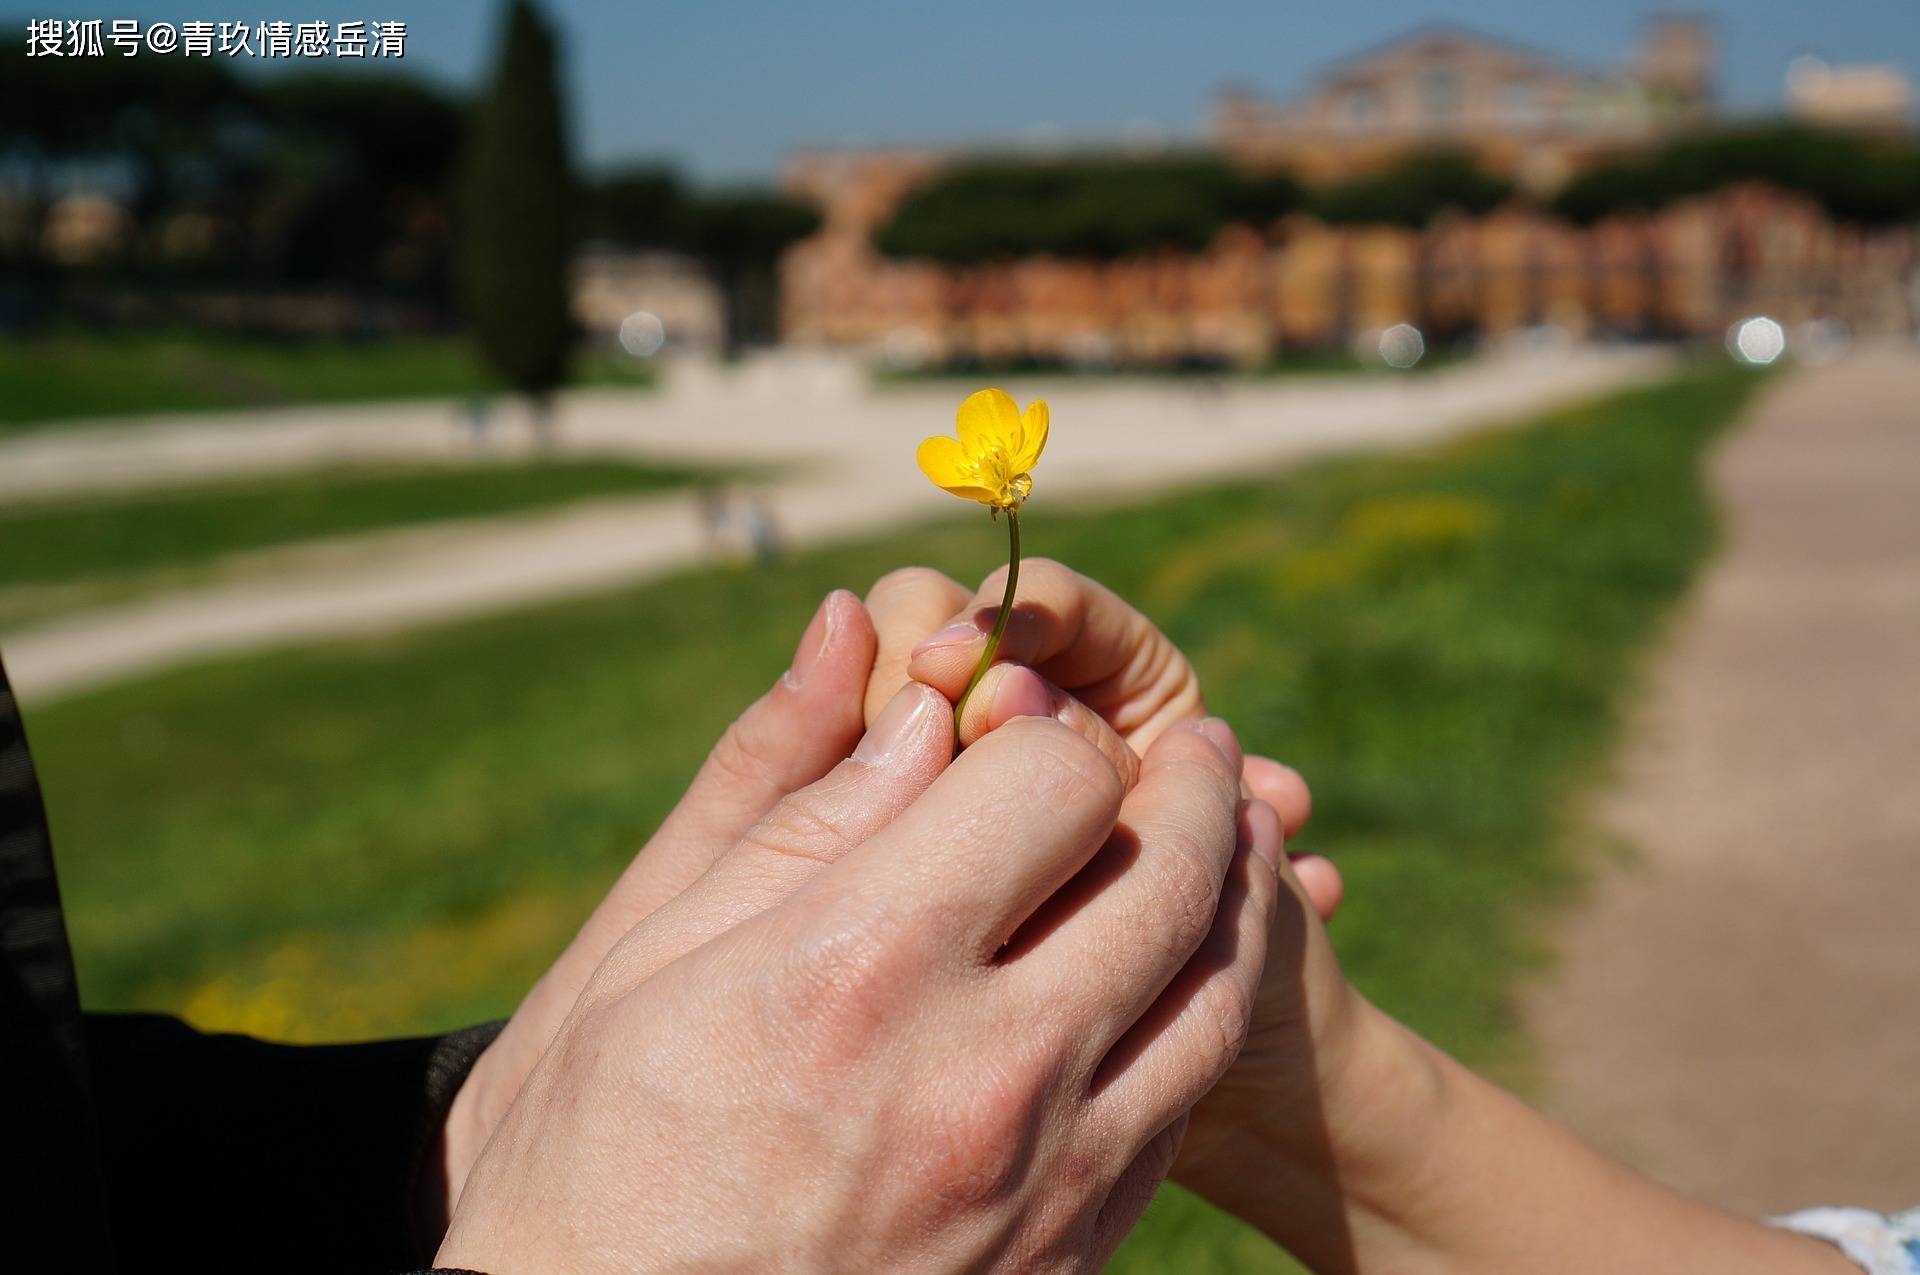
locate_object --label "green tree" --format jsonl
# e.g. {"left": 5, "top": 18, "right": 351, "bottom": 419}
{"left": 1314, "top": 150, "right": 1513, "bottom": 228}
{"left": 255, "top": 73, "right": 465, "bottom": 296}
{"left": 0, "top": 43, "right": 247, "bottom": 295}
{"left": 459, "top": 0, "right": 575, "bottom": 430}
{"left": 874, "top": 156, "right": 1302, "bottom": 264}
{"left": 1552, "top": 125, "right": 1920, "bottom": 227}
{"left": 584, "top": 166, "right": 690, "bottom": 247}
{"left": 685, "top": 191, "right": 821, "bottom": 354}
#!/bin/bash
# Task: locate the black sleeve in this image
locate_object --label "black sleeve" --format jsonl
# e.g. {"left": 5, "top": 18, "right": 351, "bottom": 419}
{"left": 85, "top": 1013, "right": 503, "bottom": 1272}
{"left": 1, "top": 658, "right": 114, "bottom": 1265}
{"left": 4, "top": 647, "right": 510, "bottom": 1271}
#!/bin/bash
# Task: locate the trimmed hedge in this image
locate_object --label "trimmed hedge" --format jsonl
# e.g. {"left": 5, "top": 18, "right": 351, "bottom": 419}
{"left": 874, "top": 128, "right": 1920, "bottom": 267}
{"left": 1553, "top": 124, "right": 1920, "bottom": 227}
{"left": 874, "top": 156, "right": 1303, "bottom": 263}
{"left": 1314, "top": 150, "right": 1514, "bottom": 228}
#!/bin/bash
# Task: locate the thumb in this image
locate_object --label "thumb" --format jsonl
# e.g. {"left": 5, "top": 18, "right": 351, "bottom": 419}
{"left": 588, "top": 681, "right": 953, "bottom": 993}
{"left": 569, "top": 588, "right": 877, "bottom": 962}
{"left": 632, "top": 589, "right": 879, "bottom": 904}
{"left": 463, "top": 590, "right": 875, "bottom": 1138}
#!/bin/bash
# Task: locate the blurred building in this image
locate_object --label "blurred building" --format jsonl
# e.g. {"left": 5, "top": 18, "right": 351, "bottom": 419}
{"left": 785, "top": 186, "right": 1915, "bottom": 366}
{"left": 780, "top": 15, "right": 1918, "bottom": 363}
{"left": 785, "top": 16, "right": 1714, "bottom": 235}
{"left": 42, "top": 194, "right": 133, "bottom": 265}
{"left": 1786, "top": 56, "right": 1914, "bottom": 132}
{"left": 1214, "top": 16, "right": 1713, "bottom": 192}
{"left": 571, "top": 247, "right": 725, "bottom": 353}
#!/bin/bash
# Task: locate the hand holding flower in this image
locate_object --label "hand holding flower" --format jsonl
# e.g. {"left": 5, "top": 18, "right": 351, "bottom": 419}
{"left": 915, "top": 387, "right": 1048, "bottom": 726}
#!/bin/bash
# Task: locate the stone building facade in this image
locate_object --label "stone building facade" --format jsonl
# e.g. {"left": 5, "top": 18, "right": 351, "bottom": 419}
{"left": 782, "top": 185, "right": 1916, "bottom": 366}
{"left": 779, "top": 20, "right": 1916, "bottom": 363}
{"left": 1213, "top": 17, "right": 1713, "bottom": 193}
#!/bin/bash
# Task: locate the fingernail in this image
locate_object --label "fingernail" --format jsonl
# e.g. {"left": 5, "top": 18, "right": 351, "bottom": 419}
{"left": 854, "top": 684, "right": 935, "bottom": 765}
{"left": 987, "top": 665, "right": 1051, "bottom": 726}
{"left": 784, "top": 591, "right": 842, "bottom": 688}
{"left": 911, "top": 622, "right": 983, "bottom": 658}
{"left": 1191, "top": 716, "right": 1242, "bottom": 769}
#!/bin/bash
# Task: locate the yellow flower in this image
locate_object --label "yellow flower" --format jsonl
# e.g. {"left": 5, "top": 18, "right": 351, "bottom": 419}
{"left": 916, "top": 388, "right": 1048, "bottom": 511}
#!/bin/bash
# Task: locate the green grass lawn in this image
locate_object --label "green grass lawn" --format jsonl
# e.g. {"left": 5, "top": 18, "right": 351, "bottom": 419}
{"left": 18, "top": 364, "right": 1764, "bottom": 1271}
{"left": 0, "top": 459, "right": 711, "bottom": 631}
{"left": 0, "top": 331, "right": 656, "bottom": 433}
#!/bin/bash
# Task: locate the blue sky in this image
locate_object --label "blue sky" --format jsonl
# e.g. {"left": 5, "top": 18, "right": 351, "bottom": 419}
{"left": 27, "top": 1, "right": 1920, "bottom": 182}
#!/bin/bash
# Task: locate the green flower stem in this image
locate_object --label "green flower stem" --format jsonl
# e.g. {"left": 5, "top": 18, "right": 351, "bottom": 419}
{"left": 953, "top": 506, "right": 1020, "bottom": 733}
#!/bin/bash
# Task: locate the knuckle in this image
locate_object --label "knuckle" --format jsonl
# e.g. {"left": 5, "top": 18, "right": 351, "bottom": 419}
{"left": 867, "top": 565, "right": 958, "bottom": 610}
{"left": 1110, "top": 621, "right": 1202, "bottom": 738}
{"left": 1140, "top": 1113, "right": 1188, "bottom": 1180}
{"left": 1156, "top": 734, "right": 1237, "bottom": 793}
{"left": 1139, "top": 778, "right": 1238, "bottom": 940}
{"left": 1153, "top": 661, "right": 1205, "bottom": 726}
{"left": 1015, "top": 556, "right": 1072, "bottom": 590}
{"left": 1082, "top": 1117, "right": 1188, "bottom": 1260}
{"left": 1014, "top": 557, "right": 1085, "bottom": 621}
{"left": 1155, "top": 845, "right": 1224, "bottom": 955}
{"left": 1247, "top": 848, "right": 1284, "bottom": 919}
{"left": 738, "top": 784, "right": 860, "bottom": 869}
{"left": 1004, "top": 1144, "right": 1108, "bottom": 1271}
{"left": 704, "top": 714, "right": 787, "bottom": 794}
{"left": 546, "top": 993, "right": 626, "bottom": 1085}
{"left": 1196, "top": 977, "right": 1258, "bottom": 1077}
{"left": 759, "top": 910, "right": 915, "bottom": 1065}
{"left": 1136, "top": 618, "right": 1199, "bottom": 696}
{"left": 1097, "top": 731, "right": 1144, "bottom": 793}
{"left": 909, "top": 1059, "right": 1040, "bottom": 1216}
{"left": 1141, "top": 762, "right": 1235, "bottom": 830}
{"left": 991, "top": 717, "right": 1125, "bottom": 822}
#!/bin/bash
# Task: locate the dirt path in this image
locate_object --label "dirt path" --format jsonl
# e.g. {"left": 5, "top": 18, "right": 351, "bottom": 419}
{"left": 1527, "top": 348, "right": 1920, "bottom": 1217}
{"left": 1, "top": 348, "right": 1661, "bottom": 703}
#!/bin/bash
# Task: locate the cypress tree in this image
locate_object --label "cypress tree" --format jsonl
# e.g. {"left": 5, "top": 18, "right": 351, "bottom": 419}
{"left": 460, "top": 0, "right": 573, "bottom": 432}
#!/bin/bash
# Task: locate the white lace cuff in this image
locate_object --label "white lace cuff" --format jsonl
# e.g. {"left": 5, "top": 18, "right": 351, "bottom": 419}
{"left": 1772, "top": 1206, "right": 1920, "bottom": 1274}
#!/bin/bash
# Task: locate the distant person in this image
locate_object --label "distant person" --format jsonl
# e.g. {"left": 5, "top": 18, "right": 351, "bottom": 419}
{"left": 696, "top": 480, "right": 731, "bottom": 554}
{"left": 697, "top": 483, "right": 784, "bottom": 565}
{"left": 528, "top": 397, "right": 558, "bottom": 452}
{"left": 459, "top": 395, "right": 494, "bottom": 451}
{"left": 742, "top": 491, "right": 782, "bottom": 563}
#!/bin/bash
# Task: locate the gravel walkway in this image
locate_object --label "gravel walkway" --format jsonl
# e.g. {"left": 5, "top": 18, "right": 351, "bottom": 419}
{"left": 1528, "top": 348, "right": 1920, "bottom": 1217}
{"left": 1, "top": 347, "right": 1662, "bottom": 702}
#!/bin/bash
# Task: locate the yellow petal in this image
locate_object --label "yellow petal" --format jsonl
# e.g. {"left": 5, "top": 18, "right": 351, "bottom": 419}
{"left": 916, "top": 435, "right": 975, "bottom": 488}
{"left": 1013, "top": 399, "right": 1048, "bottom": 473}
{"left": 917, "top": 436, "right": 998, "bottom": 505}
{"left": 955, "top": 388, "right": 1022, "bottom": 456}
{"left": 946, "top": 485, "right": 1003, "bottom": 506}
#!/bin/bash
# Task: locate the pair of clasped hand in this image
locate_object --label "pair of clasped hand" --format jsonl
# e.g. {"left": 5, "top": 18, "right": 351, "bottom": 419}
{"left": 426, "top": 559, "right": 1340, "bottom": 1273}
